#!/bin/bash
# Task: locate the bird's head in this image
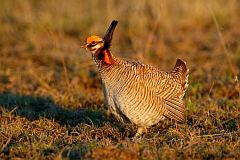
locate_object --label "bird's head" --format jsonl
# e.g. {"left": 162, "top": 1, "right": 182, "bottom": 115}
{"left": 81, "top": 20, "right": 118, "bottom": 65}
{"left": 81, "top": 20, "right": 118, "bottom": 55}
{"left": 81, "top": 35, "right": 104, "bottom": 54}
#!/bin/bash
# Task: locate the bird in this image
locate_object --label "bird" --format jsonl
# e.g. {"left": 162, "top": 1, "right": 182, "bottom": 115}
{"left": 81, "top": 20, "right": 189, "bottom": 136}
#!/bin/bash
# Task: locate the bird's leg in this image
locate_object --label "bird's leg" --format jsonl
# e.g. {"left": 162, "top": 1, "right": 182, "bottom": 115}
{"left": 135, "top": 127, "right": 148, "bottom": 137}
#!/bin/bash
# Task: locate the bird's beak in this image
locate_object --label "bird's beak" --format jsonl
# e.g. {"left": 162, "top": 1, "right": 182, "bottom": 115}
{"left": 80, "top": 44, "right": 88, "bottom": 48}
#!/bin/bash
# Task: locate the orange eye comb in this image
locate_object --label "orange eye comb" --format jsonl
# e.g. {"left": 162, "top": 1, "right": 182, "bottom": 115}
{"left": 86, "top": 35, "right": 102, "bottom": 44}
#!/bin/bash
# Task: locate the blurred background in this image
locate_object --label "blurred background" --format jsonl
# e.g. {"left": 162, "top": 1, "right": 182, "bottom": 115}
{"left": 0, "top": 0, "right": 239, "bottom": 106}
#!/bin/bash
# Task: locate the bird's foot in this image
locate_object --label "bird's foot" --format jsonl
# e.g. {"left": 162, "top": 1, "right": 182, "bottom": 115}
{"left": 137, "top": 127, "right": 147, "bottom": 135}
{"left": 131, "top": 127, "right": 147, "bottom": 141}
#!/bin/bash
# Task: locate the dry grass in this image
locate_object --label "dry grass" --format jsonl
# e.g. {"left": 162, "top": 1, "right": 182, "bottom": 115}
{"left": 0, "top": 0, "right": 240, "bottom": 159}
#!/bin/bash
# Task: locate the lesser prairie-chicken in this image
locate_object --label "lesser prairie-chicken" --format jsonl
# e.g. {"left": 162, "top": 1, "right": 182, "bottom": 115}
{"left": 81, "top": 20, "right": 189, "bottom": 136}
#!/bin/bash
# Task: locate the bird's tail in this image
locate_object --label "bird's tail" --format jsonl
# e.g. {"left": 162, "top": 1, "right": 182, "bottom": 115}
{"left": 172, "top": 59, "right": 189, "bottom": 98}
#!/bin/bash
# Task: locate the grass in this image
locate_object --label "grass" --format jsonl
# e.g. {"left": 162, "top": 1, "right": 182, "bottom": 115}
{"left": 0, "top": 0, "right": 240, "bottom": 159}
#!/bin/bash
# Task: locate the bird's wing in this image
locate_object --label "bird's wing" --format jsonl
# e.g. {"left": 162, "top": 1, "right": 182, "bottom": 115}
{"left": 137, "top": 66, "right": 186, "bottom": 122}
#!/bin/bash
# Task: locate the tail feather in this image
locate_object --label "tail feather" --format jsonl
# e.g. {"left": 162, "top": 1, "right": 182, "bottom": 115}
{"left": 172, "top": 59, "right": 189, "bottom": 98}
{"left": 164, "top": 59, "right": 189, "bottom": 121}
{"left": 173, "top": 59, "right": 188, "bottom": 75}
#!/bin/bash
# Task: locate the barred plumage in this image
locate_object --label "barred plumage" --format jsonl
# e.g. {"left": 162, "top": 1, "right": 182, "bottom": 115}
{"left": 81, "top": 20, "right": 189, "bottom": 136}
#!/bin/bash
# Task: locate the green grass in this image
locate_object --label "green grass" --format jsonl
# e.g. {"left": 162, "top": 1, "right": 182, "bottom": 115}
{"left": 0, "top": 0, "right": 240, "bottom": 159}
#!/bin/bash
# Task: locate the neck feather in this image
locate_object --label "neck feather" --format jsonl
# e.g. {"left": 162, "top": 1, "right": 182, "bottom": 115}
{"left": 92, "top": 48, "right": 114, "bottom": 66}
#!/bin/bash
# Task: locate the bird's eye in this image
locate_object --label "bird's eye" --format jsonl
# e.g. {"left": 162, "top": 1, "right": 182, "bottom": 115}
{"left": 91, "top": 41, "right": 97, "bottom": 45}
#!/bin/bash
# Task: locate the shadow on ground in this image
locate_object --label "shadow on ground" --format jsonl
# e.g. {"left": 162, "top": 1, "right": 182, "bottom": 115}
{"left": 0, "top": 91, "right": 116, "bottom": 127}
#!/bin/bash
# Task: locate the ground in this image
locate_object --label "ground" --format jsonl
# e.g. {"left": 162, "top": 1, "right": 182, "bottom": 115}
{"left": 0, "top": 0, "right": 240, "bottom": 159}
